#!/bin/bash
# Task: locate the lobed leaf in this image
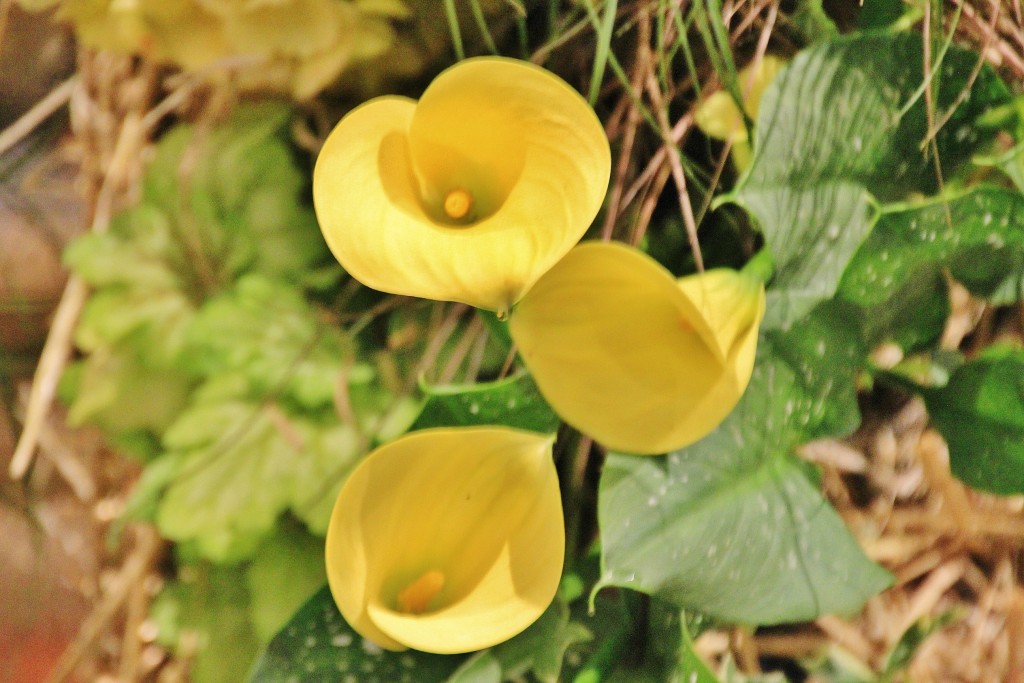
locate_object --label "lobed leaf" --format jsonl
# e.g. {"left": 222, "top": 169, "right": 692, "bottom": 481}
{"left": 151, "top": 562, "right": 260, "bottom": 683}
{"left": 155, "top": 375, "right": 363, "bottom": 562}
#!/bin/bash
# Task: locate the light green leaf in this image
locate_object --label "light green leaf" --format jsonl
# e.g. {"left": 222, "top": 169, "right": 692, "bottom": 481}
{"left": 75, "top": 286, "right": 195, "bottom": 363}
{"left": 63, "top": 211, "right": 179, "bottom": 291}
{"left": 597, "top": 345, "right": 892, "bottom": 625}
{"left": 919, "top": 345, "right": 1024, "bottom": 494}
{"left": 792, "top": 0, "right": 838, "bottom": 42}
{"left": 246, "top": 525, "right": 328, "bottom": 644}
{"left": 67, "top": 344, "right": 192, "bottom": 435}
{"left": 156, "top": 376, "right": 362, "bottom": 561}
{"left": 185, "top": 275, "right": 352, "bottom": 409}
{"left": 151, "top": 562, "right": 260, "bottom": 683}
{"left": 289, "top": 423, "right": 364, "bottom": 535}
{"left": 676, "top": 617, "right": 720, "bottom": 683}
{"left": 737, "top": 33, "right": 1010, "bottom": 327}
{"left": 140, "top": 101, "right": 328, "bottom": 286}
{"left": 446, "top": 652, "right": 502, "bottom": 683}
{"left": 986, "top": 142, "right": 1024, "bottom": 193}
{"left": 248, "top": 586, "right": 467, "bottom": 683}
{"left": 412, "top": 372, "right": 559, "bottom": 433}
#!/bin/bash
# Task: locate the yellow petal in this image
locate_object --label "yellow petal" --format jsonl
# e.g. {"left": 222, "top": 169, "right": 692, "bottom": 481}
{"left": 313, "top": 57, "right": 610, "bottom": 312}
{"left": 675, "top": 266, "right": 765, "bottom": 437}
{"left": 143, "top": 0, "right": 230, "bottom": 69}
{"left": 219, "top": 0, "right": 340, "bottom": 58}
{"left": 510, "top": 242, "right": 765, "bottom": 455}
{"left": 694, "top": 90, "right": 746, "bottom": 142}
{"left": 325, "top": 427, "right": 564, "bottom": 654}
{"left": 743, "top": 54, "right": 786, "bottom": 122}
{"left": 694, "top": 55, "right": 787, "bottom": 144}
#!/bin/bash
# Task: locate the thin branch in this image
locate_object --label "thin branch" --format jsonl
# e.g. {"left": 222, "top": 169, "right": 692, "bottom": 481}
{"left": 0, "top": 77, "right": 75, "bottom": 158}
{"left": 645, "top": 71, "right": 704, "bottom": 271}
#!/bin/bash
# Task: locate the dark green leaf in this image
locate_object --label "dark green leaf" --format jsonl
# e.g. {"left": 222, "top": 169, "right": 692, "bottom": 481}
{"left": 920, "top": 345, "right": 1024, "bottom": 494}
{"left": 853, "top": 267, "right": 949, "bottom": 351}
{"left": 767, "top": 299, "right": 867, "bottom": 439}
{"left": 882, "top": 609, "right": 960, "bottom": 676}
{"left": 249, "top": 586, "right": 467, "bottom": 683}
{"left": 737, "top": 33, "right": 1010, "bottom": 327}
{"left": 412, "top": 372, "right": 559, "bottom": 433}
{"left": 598, "top": 346, "right": 892, "bottom": 625}
{"left": 841, "top": 188, "right": 1024, "bottom": 314}
{"left": 857, "top": 0, "right": 908, "bottom": 29}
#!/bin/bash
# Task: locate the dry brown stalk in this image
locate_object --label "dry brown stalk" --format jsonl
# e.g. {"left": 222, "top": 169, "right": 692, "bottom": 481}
{"left": 645, "top": 71, "right": 704, "bottom": 270}
{"left": 601, "top": 9, "right": 651, "bottom": 241}
{"left": 10, "top": 53, "right": 159, "bottom": 481}
{"left": 45, "top": 525, "right": 160, "bottom": 683}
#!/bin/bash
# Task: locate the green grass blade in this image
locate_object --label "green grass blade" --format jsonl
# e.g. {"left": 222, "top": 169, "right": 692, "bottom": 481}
{"left": 443, "top": 0, "right": 466, "bottom": 60}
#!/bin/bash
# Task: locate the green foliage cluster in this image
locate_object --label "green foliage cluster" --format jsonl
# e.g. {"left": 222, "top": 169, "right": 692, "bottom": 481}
{"left": 62, "top": 103, "right": 418, "bottom": 680}
{"left": 61, "top": 7, "right": 1024, "bottom": 683}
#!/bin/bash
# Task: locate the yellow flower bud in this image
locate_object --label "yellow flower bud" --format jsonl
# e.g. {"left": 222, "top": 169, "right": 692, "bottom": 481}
{"left": 324, "top": 427, "right": 564, "bottom": 654}
{"left": 694, "top": 55, "right": 786, "bottom": 171}
{"left": 509, "top": 242, "right": 765, "bottom": 455}
{"left": 312, "top": 57, "right": 611, "bottom": 314}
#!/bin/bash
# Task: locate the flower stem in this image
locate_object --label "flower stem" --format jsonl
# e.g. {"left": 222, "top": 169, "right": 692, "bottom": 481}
{"left": 741, "top": 246, "right": 774, "bottom": 284}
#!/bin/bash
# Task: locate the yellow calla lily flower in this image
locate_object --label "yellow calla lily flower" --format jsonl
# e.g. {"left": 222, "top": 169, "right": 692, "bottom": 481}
{"left": 312, "top": 57, "right": 611, "bottom": 314}
{"left": 694, "top": 55, "right": 786, "bottom": 170}
{"left": 325, "top": 427, "right": 564, "bottom": 654}
{"left": 509, "top": 242, "right": 765, "bottom": 455}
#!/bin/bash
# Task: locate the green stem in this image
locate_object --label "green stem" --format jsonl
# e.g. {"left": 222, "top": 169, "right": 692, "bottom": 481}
{"left": 740, "top": 247, "right": 774, "bottom": 284}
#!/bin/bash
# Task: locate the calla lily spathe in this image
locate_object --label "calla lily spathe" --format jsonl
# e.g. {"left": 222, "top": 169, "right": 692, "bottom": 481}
{"left": 509, "top": 242, "right": 765, "bottom": 455}
{"left": 694, "top": 55, "right": 785, "bottom": 170}
{"left": 325, "top": 427, "right": 564, "bottom": 654}
{"left": 312, "top": 57, "right": 611, "bottom": 314}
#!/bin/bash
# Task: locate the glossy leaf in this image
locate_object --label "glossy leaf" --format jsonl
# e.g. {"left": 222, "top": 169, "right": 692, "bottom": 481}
{"left": 737, "top": 33, "right": 1010, "bottom": 327}
{"left": 841, "top": 187, "right": 1024, "bottom": 315}
{"left": 412, "top": 372, "right": 559, "bottom": 433}
{"left": 766, "top": 300, "right": 867, "bottom": 439}
{"left": 248, "top": 583, "right": 586, "bottom": 683}
{"left": 920, "top": 346, "right": 1024, "bottom": 494}
{"left": 249, "top": 586, "right": 465, "bottom": 683}
{"left": 598, "top": 343, "right": 892, "bottom": 625}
